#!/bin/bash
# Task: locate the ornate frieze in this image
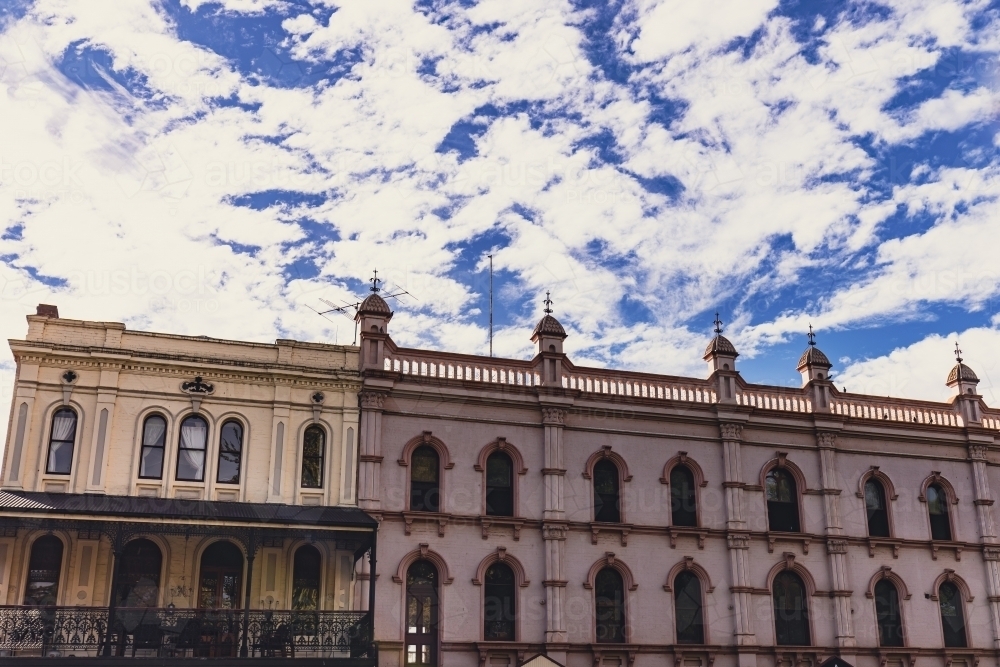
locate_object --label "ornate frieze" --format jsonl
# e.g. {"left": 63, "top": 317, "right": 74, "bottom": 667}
{"left": 719, "top": 423, "right": 742, "bottom": 441}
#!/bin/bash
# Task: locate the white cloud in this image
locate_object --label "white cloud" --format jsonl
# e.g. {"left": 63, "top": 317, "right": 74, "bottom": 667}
{"left": 630, "top": 0, "right": 779, "bottom": 61}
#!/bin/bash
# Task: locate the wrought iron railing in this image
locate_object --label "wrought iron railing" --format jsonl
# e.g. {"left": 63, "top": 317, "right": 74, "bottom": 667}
{"left": 0, "top": 606, "right": 372, "bottom": 659}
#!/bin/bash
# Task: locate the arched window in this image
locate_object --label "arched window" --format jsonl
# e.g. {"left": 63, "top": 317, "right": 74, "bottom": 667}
{"left": 485, "top": 451, "right": 513, "bottom": 517}
{"left": 301, "top": 425, "right": 325, "bottom": 489}
{"left": 927, "top": 484, "right": 952, "bottom": 541}
{"left": 138, "top": 415, "right": 166, "bottom": 479}
{"left": 406, "top": 561, "right": 438, "bottom": 667}
{"left": 23, "top": 535, "right": 63, "bottom": 606}
{"left": 874, "top": 579, "right": 903, "bottom": 647}
{"left": 674, "top": 570, "right": 704, "bottom": 644}
{"left": 484, "top": 562, "right": 515, "bottom": 640}
{"left": 410, "top": 446, "right": 440, "bottom": 512}
{"left": 217, "top": 420, "right": 243, "bottom": 485}
{"left": 939, "top": 581, "right": 967, "bottom": 647}
{"left": 118, "top": 539, "right": 162, "bottom": 607}
{"left": 772, "top": 571, "right": 810, "bottom": 646}
{"left": 595, "top": 567, "right": 625, "bottom": 643}
{"left": 670, "top": 465, "right": 697, "bottom": 527}
{"left": 593, "top": 459, "right": 621, "bottom": 523}
{"left": 292, "top": 545, "right": 321, "bottom": 611}
{"left": 176, "top": 415, "right": 208, "bottom": 482}
{"left": 198, "top": 541, "right": 244, "bottom": 609}
{"left": 46, "top": 408, "right": 77, "bottom": 475}
{"left": 865, "top": 479, "right": 890, "bottom": 537}
{"left": 765, "top": 468, "right": 800, "bottom": 533}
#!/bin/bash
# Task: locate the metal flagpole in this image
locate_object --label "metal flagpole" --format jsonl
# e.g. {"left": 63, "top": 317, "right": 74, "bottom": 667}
{"left": 488, "top": 254, "right": 494, "bottom": 357}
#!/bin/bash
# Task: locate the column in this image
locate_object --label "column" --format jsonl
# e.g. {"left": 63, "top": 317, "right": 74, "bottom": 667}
{"left": 719, "top": 422, "right": 756, "bottom": 655}
{"left": 968, "top": 441, "right": 1000, "bottom": 647}
{"left": 541, "top": 407, "right": 568, "bottom": 652}
{"left": 358, "top": 391, "right": 386, "bottom": 511}
{"left": 266, "top": 386, "right": 291, "bottom": 503}
{"left": 816, "top": 431, "right": 855, "bottom": 650}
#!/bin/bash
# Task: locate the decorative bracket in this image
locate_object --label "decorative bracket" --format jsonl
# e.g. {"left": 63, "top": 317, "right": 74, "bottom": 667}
{"left": 180, "top": 376, "right": 214, "bottom": 413}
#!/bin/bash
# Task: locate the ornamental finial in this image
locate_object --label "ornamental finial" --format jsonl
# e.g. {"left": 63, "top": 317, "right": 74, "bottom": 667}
{"left": 543, "top": 291, "right": 553, "bottom": 315}
{"left": 370, "top": 269, "right": 381, "bottom": 293}
{"left": 713, "top": 312, "right": 723, "bottom": 335}
{"left": 807, "top": 324, "right": 816, "bottom": 347}
{"left": 955, "top": 341, "right": 963, "bottom": 364}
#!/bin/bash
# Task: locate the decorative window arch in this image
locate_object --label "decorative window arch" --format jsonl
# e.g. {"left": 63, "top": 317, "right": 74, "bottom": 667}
{"left": 585, "top": 553, "right": 634, "bottom": 644}
{"left": 118, "top": 538, "right": 164, "bottom": 608}
{"left": 664, "top": 556, "right": 714, "bottom": 645}
{"left": 584, "top": 447, "right": 632, "bottom": 524}
{"left": 23, "top": 533, "right": 66, "bottom": 606}
{"left": 866, "top": 567, "right": 908, "bottom": 648}
{"left": 661, "top": 452, "right": 706, "bottom": 528}
{"left": 857, "top": 466, "right": 899, "bottom": 502}
{"left": 767, "top": 554, "right": 815, "bottom": 647}
{"left": 301, "top": 424, "right": 326, "bottom": 489}
{"left": 393, "top": 543, "right": 455, "bottom": 585}
{"left": 858, "top": 467, "right": 896, "bottom": 538}
{"left": 291, "top": 544, "right": 322, "bottom": 611}
{"left": 919, "top": 472, "right": 960, "bottom": 542}
{"left": 216, "top": 419, "right": 244, "bottom": 485}
{"left": 475, "top": 438, "right": 527, "bottom": 518}
{"left": 930, "top": 570, "right": 972, "bottom": 648}
{"left": 472, "top": 547, "right": 529, "bottom": 642}
{"left": 760, "top": 453, "right": 807, "bottom": 533}
{"left": 46, "top": 407, "right": 78, "bottom": 475}
{"left": 176, "top": 414, "right": 209, "bottom": 482}
{"left": 399, "top": 432, "right": 454, "bottom": 513}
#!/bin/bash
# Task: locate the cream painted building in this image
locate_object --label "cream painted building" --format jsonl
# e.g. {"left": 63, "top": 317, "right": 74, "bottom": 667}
{"left": 0, "top": 305, "right": 378, "bottom": 661}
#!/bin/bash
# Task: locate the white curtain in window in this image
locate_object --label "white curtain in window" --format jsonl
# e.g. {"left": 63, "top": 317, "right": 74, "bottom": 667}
{"left": 179, "top": 419, "right": 207, "bottom": 480}
{"left": 51, "top": 412, "right": 76, "bottom": 441}
{"left": 143, "top": 418, "right": 166, "bottom": 446}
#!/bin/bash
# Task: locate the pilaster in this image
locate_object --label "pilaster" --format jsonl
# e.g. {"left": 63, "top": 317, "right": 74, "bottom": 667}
{"left": 720, "top": 420, "right": 755, "bottom": 646}
{"left": 816, "top": 430, "right": 854, "bottom": 648}
{"left": 968, "top": 437, "right": 1000, "bottom": 647}
{"left": 358, "top": 390, "right": 387, "bottom": 511}
{"left": 2, "top": 362, "right": 38, "bottom": 489}
{"left": 541, "top": 405, "right": 568, "bottom": 644}
{"left": 85, "top": 366, "right": 120, "bottom": 493}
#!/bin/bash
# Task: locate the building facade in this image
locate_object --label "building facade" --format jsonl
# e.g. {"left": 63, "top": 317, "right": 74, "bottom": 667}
{"left": 0, "top": 306, "right": 377, "bottom": 661}
{"left": 352, "top": 293, "right": 1000, "bottom": 667}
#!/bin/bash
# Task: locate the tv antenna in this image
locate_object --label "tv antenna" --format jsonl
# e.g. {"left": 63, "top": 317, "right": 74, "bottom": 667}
{"left": 309, "top": 269, "right": 416, "bottom": 345}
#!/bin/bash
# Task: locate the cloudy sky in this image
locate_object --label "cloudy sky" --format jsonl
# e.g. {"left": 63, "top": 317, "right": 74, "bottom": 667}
{"left": 2, "top": 0, "right": 1000, "bottom": 445}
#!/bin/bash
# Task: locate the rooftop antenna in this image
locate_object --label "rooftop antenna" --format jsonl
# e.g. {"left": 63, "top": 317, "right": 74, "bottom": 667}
{"left": 488, "top": 254, "right": 494, "bottom": 358}
{"left": 713, "top": 312, "right": 723, "bottom": 335}
{"left": 955, "top": 341, "right": 963, "bottom": 364}
{"left": 807, "top": 323, "right": 816, "bottom": 346}
{"left": 312, "top": 269, "right": 417, "bottom": 345}
{"left": 543, "top": 290, "right": 553, "bottom": 315}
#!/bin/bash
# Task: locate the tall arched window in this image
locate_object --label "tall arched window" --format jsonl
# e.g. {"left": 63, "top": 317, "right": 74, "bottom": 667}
{"left": 198, "top": 541, "right": 244, "bottom": 609}
{"left": 939, "top": 581, "right": 967, "bottom": 647}
{"left": 595, "top": 568, "right": 625, "bottom": 643}
{"left": 670, "top": 465, "right": 697, "bottom": 527}
{"left": 927, "top": 484, "right": 952, "bottom": 541}
{"left": 593, "top": 460, "right": 621, "bottom": 523}
{"left": 118, "top": 539, "right": 163, "bottom": 607}
{"left": 772, "top": 571, "right": 810, "bottom": 646}
{"left": 292, "top": 545, "right": 321, "bottom": 611}
{"left": 46, "top": 408, "right": 77, "bottom": 475}
{"left": 176, "top": 415, "right": 208, "bottom": 482}
{"left": 874, "top": 579, "right": 903, "bottom": 647}
{"left": 765, "top": 468, "right": 800, "bottom": 532}
{"left": 217, "top": 420, "right": 243, "bottom": 485}
{"left": 484, "top": 562, "right": 515, "bottom": 640}
{"left": 674, "top": 570, "right": 705, "bottom": 644}
{"left": 301, "top": 425, "right": 325, "bottom": 489}
{"left": 485, "top": 451, "right": 513, "bottom": 517}
{"left": 865, "top": 479, "right": 891, "bottom": 538}
{"left": 406, "top": 561, "right": 438, "bottom": 667}
{"left": 139, "top": 415, "right": 166, "bottom": 479}
{"left": 23, "top": 535, "right": 64, "bottom": 606}
{"left": 410, "top": 446, "right": 440, "bottom": 512}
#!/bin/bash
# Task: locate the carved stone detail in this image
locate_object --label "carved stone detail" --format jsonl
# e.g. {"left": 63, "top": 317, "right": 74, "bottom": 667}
{"left": 542, "top": 408, "right": 566, "bottom": 425}
{"left": 719, "top": 423, "right": 742, "bottom": 441}
{"left": 360, "top": 392, "right": 385, "bottom": 409}
{"left": 816, "top": 432, "right": 837, "bottom": 448}
{"left": 970, "top": 444, "right": 988, "bottom": 461}
{"left": 984, "top": 546, "right": 1000, "bottom": 561}
{"left": 726, "top": 533, "right": 750, "bottom": 550}
{"left": 826, "top": 538, "right": 848, "bottom": 554}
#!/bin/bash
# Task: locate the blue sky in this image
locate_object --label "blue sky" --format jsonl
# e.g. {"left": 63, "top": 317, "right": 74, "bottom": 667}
{"left": 1, "top": 0, "right": 1000, "bottom": 435}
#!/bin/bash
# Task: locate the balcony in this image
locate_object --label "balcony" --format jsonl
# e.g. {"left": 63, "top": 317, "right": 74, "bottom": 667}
{"left": 0, "top": 606, "right": 373, "bottom": 660}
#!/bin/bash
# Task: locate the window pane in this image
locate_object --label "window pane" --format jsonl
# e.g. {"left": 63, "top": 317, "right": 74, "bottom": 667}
{"left": 766, "top": 469, "right": 800, "bottom": 532}
{"left": 292, "top": 546, "right": 321, "bottom": 611}
{"left": 595, "top": 568, "right": 625, "bottom": 643}
{"left": 866, "top": 480, "right": 891, "bottom": 537}
{"left": 46, "top": 409, "right": 77, "bottom": 474}
{"left": 940, "top": 582, "right": 967, "bottom": 647}
{"left": 139, "top": 416, "right": 166, "bottom": 479}
{"left": 594, "top": 460, "right": 621, "bottom": 523}
{"left": 118, "top": 539, "right": 162, "bottom": 608}
{"left": 217, "top": 421, "right": 243, "bottom": 484}
{"left": 486, "top": 452, "right": 514, "bottom": 517}
{"left": 484, "top": 563, "right": 515, "bottom": 640}
{"left": 411, "top": 447, "right": 439, "bottom": 483}
{"left": 24, "top": 536, "right": 63, "bottom": 606}
{"left": 773, "top": 572, "right": 810, "bottom": 646}
{"left": 670, "top": 465, "right": 698, "bottom": 527}
{"left": 874, "top": 580, "right": 903, "bottom": 647}
{"left": 928, "top": 485, "right": 952, "bottom": 540}
{"left": 301, "top": 427, "right": 325, "bottom": 488}
{"left": 674, "top": 571, "right": 704, "bottom": 644}
{"left": 176, "top": 416, "right": 207, "bottom": 481}
{"left": 411, "top": 447, "right": 439, "bottom": 511}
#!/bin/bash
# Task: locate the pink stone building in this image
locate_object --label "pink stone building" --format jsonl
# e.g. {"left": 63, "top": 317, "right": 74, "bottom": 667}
{"left": 354, "top": 292, "right": 1000, "bottom": 667}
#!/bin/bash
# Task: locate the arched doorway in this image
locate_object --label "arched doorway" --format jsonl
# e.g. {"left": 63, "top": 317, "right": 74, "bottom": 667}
{"left": 23, "top": 535, "right": 64, "bottom": 606}
{"left": 292, "top": 545, "right": 322, "bottom": 611}
{"left": 118, "top": 539, "right": 163, "bottom": 607}
{"left": 198, "top": 541, "right": 244, "bottom": 609}
{"left": 405, "top": 560, "right": 438, "bottom": 667}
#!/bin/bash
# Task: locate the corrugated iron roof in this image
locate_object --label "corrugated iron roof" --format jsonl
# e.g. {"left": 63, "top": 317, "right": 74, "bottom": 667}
{"left": 0, "top": 491, "right": 378, "bottom": 528}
